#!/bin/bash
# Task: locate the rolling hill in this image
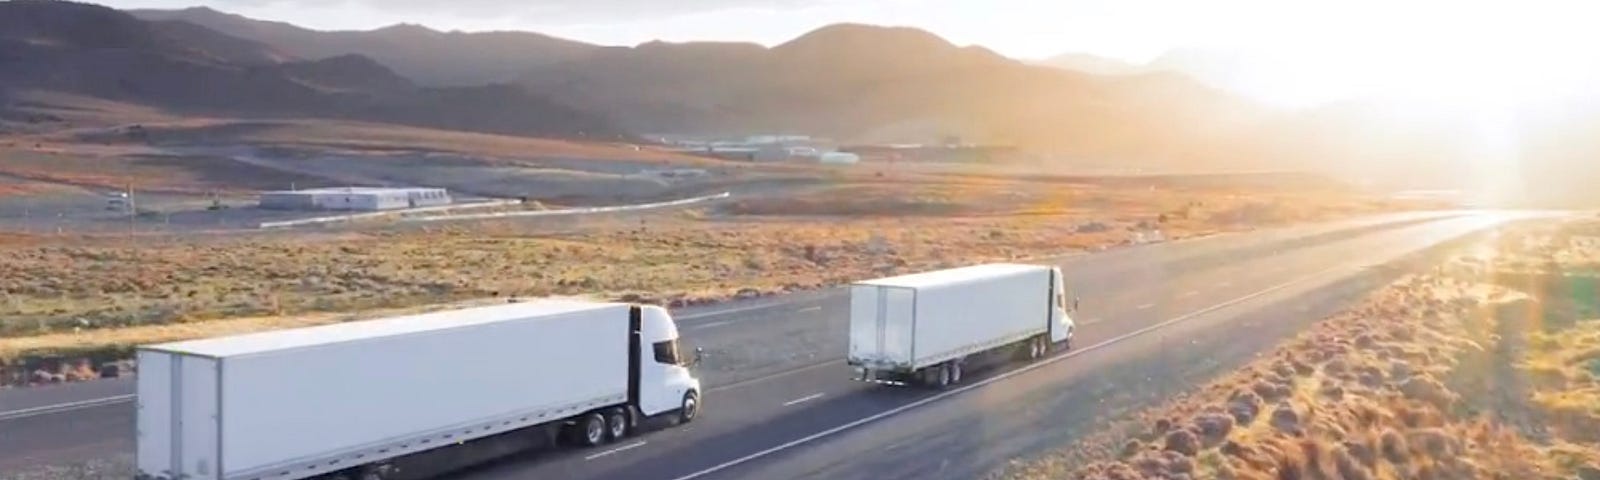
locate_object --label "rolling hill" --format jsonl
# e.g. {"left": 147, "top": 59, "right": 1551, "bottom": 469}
{"left": 518, "top": 23, "right": 1272, "bottom": 166}
{"left": 129, "top": 6, "right": 600, "bottom": 86}
{"left": 0, "top": 0, "right": 620, "bottom": 138}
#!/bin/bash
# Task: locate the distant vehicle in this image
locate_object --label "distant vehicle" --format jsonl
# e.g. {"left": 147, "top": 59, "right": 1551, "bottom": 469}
{"left": 105, "top": 191, "right": 129, "bottom": 211}
{"left": 848, "top": 263, "right": 1077, "bottom": 387}
{"left": 135, "top": 300, "right": 704, "bottom": 480}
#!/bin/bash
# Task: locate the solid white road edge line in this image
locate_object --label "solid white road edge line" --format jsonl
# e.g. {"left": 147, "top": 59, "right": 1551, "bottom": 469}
{"left": 0, "top": 394, "right": 135, "bottom": 421}
{"left": 666, "top": 261, "right": 1358, "bottom": 480}
{"left": 781, "top": 393, "right": 826, "bottom": 407}
{"left": 584, "top": 441, "right": 648, "bottom": 461}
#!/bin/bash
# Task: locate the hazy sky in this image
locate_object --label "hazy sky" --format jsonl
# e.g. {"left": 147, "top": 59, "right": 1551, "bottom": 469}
{"left": 99, "top": 0, "right": 1600, "bottom": 107}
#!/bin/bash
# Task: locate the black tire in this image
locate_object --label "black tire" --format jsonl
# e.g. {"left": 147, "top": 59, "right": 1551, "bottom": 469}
{"left": 575, "top": 412, "right": 607, "bottom": 447}
{"left": 934, "top": 364, "right": 952, "bottom": 388}
{"left": 1027, "top": 337, "right": 1043, "bottom": 360}
{"left": 356, "top": 466, "right": 387, "bottom": 480}
{"left": 679, "top": 391, "right": 700, "bottom": 424}
{"left": 949, "top": 361, "right": 963, "bottom": 384}
{"left": 606, "top": 407, "right": 630, "bottom": 440}
{"left": 1063, "top": 329, "right": 1074, "bottom": 351}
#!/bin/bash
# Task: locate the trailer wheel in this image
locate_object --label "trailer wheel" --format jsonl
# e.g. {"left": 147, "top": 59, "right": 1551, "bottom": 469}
{"left": 357, "top": 465, "right": 389, "bottom": 480}
{"left": 949, "top": 361, "right": 963, "bottom": 384}
{"left": 678, "top": 391, "right": 700, "bottom": 424}
{"left": 606, "top": 407, "right": 630, "bottom": 440}
{"left": 575, "top": 412, "right": 608, "bottom": 447}
{"left": 1027, "top": 337, "right": 1044, "bottom": 360}
{"left": 932, "top": 364, "right": 952, "bottom": 388}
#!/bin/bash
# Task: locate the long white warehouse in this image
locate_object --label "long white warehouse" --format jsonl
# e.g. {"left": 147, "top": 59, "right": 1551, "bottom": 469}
{"left": 258, "top": 187, "right": 451, "bottom": 211}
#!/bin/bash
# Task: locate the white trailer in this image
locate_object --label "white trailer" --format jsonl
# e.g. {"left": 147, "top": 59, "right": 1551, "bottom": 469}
{"left": 136, "top": 300, "right": 703, "bottom": 480}
{"left": 847, "top": 263, "right": 1076, "bottom": 387}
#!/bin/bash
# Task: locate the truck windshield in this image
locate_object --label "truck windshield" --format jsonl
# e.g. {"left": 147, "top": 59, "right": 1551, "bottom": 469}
{"left": 653, "top": 340, "right": 682, "bottom": 365}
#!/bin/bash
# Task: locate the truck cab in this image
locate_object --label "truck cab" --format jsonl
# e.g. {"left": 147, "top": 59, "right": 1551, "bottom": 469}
{"left": 1049, "top": 266, "right": 1077, "bottom": 346}
{"left": 638, "top": 306, "right": 703, "bottom": 420}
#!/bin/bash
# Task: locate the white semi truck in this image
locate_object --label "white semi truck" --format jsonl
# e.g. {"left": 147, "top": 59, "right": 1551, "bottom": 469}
{"left": 135, "top": 300, "right": 703, "bottom": 480}
{"left": 847, "top": 263, "right": 1077, "bottom": 387}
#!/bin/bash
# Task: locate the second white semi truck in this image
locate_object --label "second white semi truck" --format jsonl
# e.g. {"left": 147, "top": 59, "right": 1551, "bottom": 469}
{"left": 848, "top": 263, "right": 1077, "bottom": 387}
{"left": 135, "top": 299, "right": 703, "bottom": 480}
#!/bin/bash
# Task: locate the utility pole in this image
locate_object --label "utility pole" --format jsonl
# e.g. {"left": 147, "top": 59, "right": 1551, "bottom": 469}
{"left": 126, "top": 182, "right": 136, "bottom": 237}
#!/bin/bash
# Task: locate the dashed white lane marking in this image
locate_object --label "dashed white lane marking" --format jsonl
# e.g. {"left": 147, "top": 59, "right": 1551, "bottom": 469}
{"left": 667, "top": 261, "right": 1356, "bottom": 480}
{"left": 585, "top": 441, "right": 648, "bottom": 461}
{"left": 796, "top": 306, "right": 822, "bottom": 313}
{"left": 1181, "top": 290, "right": 1199, "bottom": 298}
{"left": 1136, "top": 303, "right": 1155, "bottom": 310}
{"left": 688, "top": 320, "right": 736, "bottom": 330}
{"left": 0, "top": 394, "right": 134, "bottom": 422}
{"left": 781, "top": 393, "right": 825, "bottom": 407}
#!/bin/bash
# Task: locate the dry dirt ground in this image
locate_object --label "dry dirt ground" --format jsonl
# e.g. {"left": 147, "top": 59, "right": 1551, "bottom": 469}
{"left": 998, "top": 219, "right": 1600, "bottom": 480}
{"left": 1, "top": 97, "right": 755, "bottom": 233}
{"left": 0, "top": 176, "right": 1420, "bottom": 386}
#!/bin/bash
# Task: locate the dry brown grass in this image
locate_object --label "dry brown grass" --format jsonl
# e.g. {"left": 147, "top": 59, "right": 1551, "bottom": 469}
{"left": 0, "top": 177, "right": 73, "bottom": 197}
{"left": 0, "top": 180, "right": 1416, "bottom": 385}
{"left": 98, "top": 119, "right": 717, "bottom": 164}
{"left": 0, "top": 147, "right": 332, "bottom": 195}
{"left": 1002, "top": 220, "right": 1600, "bottom": 480}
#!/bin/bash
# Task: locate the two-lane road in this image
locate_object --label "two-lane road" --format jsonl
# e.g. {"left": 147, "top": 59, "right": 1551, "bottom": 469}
{"left": 0, "top": 211, "right": 1470, "bottom": 476}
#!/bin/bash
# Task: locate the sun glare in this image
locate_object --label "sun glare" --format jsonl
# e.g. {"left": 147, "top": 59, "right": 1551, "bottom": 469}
{"left": 1216, "top": 0, "right": 1600, "bottom": 112}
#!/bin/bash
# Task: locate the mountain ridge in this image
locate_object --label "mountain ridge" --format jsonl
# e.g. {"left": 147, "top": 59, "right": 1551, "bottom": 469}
{"left": 0, "top": 0, "right": 621, "bottom": 138}
{"left": 128, "top": 6, "right": 600, "bottom": 86}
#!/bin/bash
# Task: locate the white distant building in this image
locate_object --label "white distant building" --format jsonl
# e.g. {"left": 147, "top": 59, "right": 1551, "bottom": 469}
{"left": 259, "top": 187, "right": 451, "bottom": 211}
{"left": 819, "top": 152, "right": 861, "bottom": 165}
{"left": 752, "top": 144, "right": 794, "bottom": 162}
{"left": 744, "top": 134, "right": 811, "bottom": 145}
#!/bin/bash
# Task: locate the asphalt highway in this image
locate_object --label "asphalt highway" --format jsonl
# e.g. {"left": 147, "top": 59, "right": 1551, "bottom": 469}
{"left": 448, "top": 213, "right": 1509, "bottom": 480}
{"left": 0, "top": 210, "right": 1472, "bottom": 476}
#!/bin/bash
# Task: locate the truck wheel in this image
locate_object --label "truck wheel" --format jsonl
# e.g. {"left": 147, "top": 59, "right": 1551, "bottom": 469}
{"left": 577, "top": 412, "right": 608, "bottom": 447}
{"left": 678, "top": 391, "right": 700, "bottom": 424}
{"left": 933, "top": 364, "right": 952, "bottom": 388}
{"left": 1027, "top": 337, "right": 1044, "bottom": 360}
{"left": 355, "top": 464, "right": 391, "bottom": 480}
{"left": 948, "top": 361, "right": 963, "bottom": 384}
{"left": 606, "top": 407, "right": 630, "bottom": 440}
